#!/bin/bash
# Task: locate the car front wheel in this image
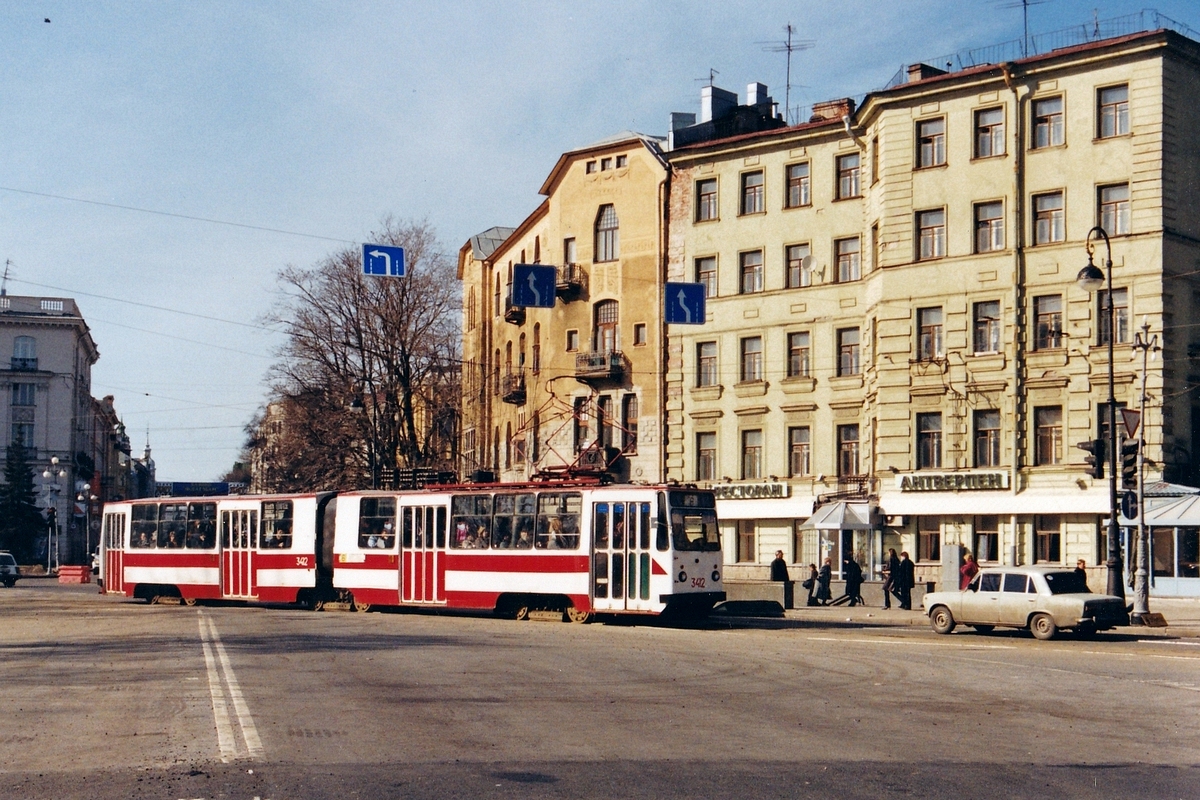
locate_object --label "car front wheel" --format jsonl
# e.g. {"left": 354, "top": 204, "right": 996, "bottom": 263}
{"left": 1030, "top": 613, "right": 1057, "bottom": 640}
{"left": 929, "top": 605, "right": 956, "bottom": 635}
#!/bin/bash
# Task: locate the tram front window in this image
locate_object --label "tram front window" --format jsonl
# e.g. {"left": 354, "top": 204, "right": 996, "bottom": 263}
{"left": 671, "top": 511, "right": 720, "bottom": 552}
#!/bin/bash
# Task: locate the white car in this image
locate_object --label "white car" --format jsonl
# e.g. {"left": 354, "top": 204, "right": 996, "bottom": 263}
{"left": 922, "top": 565, "right": 1128, "bottom": 640}
{"left": 0, "top": 551, "right": 19, "bottom": 587}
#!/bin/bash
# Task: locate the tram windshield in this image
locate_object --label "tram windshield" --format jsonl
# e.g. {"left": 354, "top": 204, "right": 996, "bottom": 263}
{"left": 671, "top": 510, "right": 720, "bottom": 551}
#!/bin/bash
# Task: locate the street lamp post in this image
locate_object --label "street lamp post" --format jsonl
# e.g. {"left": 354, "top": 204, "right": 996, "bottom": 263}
{"left": 1076, "top": 226, "right": 1125, "bottom": 602}
{"left": 41, "top": 456, "right": 67, "bottom": 574}
{"left": 77, "top": 483, "right": 94, "bottom": 566}
{"left": 1130, "top": 319, "right": 1159, "bottom": 624}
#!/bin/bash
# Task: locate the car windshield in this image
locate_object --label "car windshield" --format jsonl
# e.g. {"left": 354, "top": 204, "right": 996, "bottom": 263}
{"left": 1044, "top": 571, "right": 1090, "bottom": 595}
{"left": 0, "top": 555, "right": 16, "bottom": 566}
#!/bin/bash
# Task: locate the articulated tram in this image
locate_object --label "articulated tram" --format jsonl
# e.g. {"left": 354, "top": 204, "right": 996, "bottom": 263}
{"left": 99, "top": 483, "right": 724, "bottom": 621}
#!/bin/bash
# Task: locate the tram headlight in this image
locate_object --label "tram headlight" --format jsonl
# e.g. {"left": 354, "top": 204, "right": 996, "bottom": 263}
{"left": 677, "top": 570, "right": 687, "bottom": 583}
{"left": 711, "top": 570, "right": 720, "bottom": 583}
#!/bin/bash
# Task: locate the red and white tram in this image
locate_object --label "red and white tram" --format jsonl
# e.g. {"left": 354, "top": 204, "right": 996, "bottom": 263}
{"left": 99, "top": 493, "right": 335, "bottom": 605}
{"left": 99, "top": 483, "right": 724, "bottom": 621}
{"left": 331, "top": 483, "right": 724, "bottom": 619}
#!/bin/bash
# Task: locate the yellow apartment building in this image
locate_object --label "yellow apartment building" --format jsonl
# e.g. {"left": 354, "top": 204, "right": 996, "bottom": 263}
{"left": 459, "top": 133, "right": 670, "bottom": 483}
{"left": 664, "top": 28, "right": 1200, "bottom": 595}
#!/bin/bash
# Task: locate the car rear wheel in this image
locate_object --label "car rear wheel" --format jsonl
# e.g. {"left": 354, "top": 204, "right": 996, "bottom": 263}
{"left": 929, "top": 605, "right": 956, "bottom": 634}
{"left": 1030, "top": 613, "right": 1057, "bottom": 640}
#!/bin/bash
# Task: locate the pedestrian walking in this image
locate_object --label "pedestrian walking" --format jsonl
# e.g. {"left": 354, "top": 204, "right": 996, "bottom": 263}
{"left": 882, "top": 548, "right": 899, "bottom": 609}
{"left": 802, "top": 563, "right": 819, "bottom": 606}
{"left": 816, "top": 557, "right": 833, "bottom": 605}
{"left": 843, "top": 555, "right": 864, "bottom": 606}
{"left": 770, "top": 550, "right": 789, "bottom": 581}
{"left": 896, "top": 550, "right": 915, "bottom": 610}
{"left": 960, "top": 552, "right": 979, "bottom": 590}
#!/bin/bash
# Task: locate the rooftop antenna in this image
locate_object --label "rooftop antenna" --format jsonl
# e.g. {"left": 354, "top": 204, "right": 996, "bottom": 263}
{"left": 1, "top": 259, "right": 11, "bottom": 296}
{"left": 694, "top": 68, "right": 720, "bottom": 87}
{"left": 998, "top": 0, "right": 1052, "bottom": 58}
{"left": 758, "top": 23, "right": 815, "bottom": 125}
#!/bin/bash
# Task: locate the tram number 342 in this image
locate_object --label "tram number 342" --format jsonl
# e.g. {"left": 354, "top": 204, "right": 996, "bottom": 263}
{"left": 691, "top": 577, "right": 706, "bottom": 589}
{"left": 296, "top": 556, "right": 310, "bottom": 567}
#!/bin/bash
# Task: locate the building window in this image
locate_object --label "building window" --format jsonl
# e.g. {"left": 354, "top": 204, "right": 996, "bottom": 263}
{"left": 11, "top": 422, "right": 34, "bottom": 449}
{"left": 787, "top": 332, "right": 811, "bottom": 378}
{"left": 739, "top": 250, "right": 763, "bottom": 294}
{"left": 1033, "top": 192, "right": 1065, "bottom": 245}
{"left": 596, "top": 396, "right": 614, "bottom": 449}
{"left": 1098, "top": 288, "right": 1130, "bottom": 346}
{"left": 1032, "top": 96, "right": 1064, "bottom": 148}
{"left": 1034, "top": 295, "right": 1062, "bottom": 350}
{"left": 836, "top": 237, "right": 861, "bottom": 282}
{"left": 594, "top": 204, "right": 619, "bottom": 262}
{"left": 917, "top": 307, "right": 943, "bottom": 360}
{"left": 697, "top": 432, "right": 717, "bottom": 481}
{"left": 974, "top": 516, "right": 1000, "bottom": 563}
{"left": 786, "top": 243, "right": 812, "bottom": 288}
{"left": 788, "top": 427, "right": 811, "bottom": 477}
{"left": 740, "top": 336, "right": 763, "bottom": 383}
{"left": 1098, "top": 84, "right": 1129, "bottom": 139}
{"left": 564, "top": 237, "right": 577, "bottom": 264}
{"left": 696, "top": 179, "right": 718, "bottom": 222}
{"left": 593, "top": 300, "right": 619, "bottom": 352}
{"left": 917, "top": 413, "right": 942, "bottom": 469}
{"left": 918, "top": 517, "right": 941, "bottom": 563}
{"left": 566, "top": 329, "right": 579, "bottom": 351}
{"left": 1034, "top": 406, "right": 1063, "bottom": 466}
{"left": 622, "top": 394, "right": 638, "bottom": 452}
{"left": 695, "top": 256, "right": 717, "bottom": 298}
{"left": 1098, "top": 183, "right": 1130, "bottom": 235}
{"left": 836, "top": 153, "right": 860, "bottom": 199}
{"left": 916, "top": 117, "right": 946, "bottom": 167}
{"left": 573, "top": 398, "right": 589, "bottom": 453}
{"left": 785, "top": 162, "right": 811, "bottom": 208}
{"left": 737, "top": 520, "right": 756, "bottom": 563}
{"left": 585, "top": 160, "right": 597, "bottom": 174}
{"left": 742, "top": 429, "right": 763, "bottom": 480}
{"left": 837, "top": 328, "right": 860, "bottom": 377}
{"left": 974, "top": 410, "right": 1001, "bottom": 467}
{"left": 837, "top": 424, "right": 860, "bottom": 477}
{"left": 870, "top": 136, "right": 879, "bottom": 184}
{"left": 532, "top": 324, "right": 541, "bottom": 374}
{"left": 697, "top": 342, "right": 718, "bottom": 387}
{"left": 1035, "top": 515, "right": 1062, "bottom": 563}
{"left": 740, "top": 170, "right": 764, "bottom": 215}
{"left": 600, "top": 157, "right": 612, "bottom": 171}
{"left": 975, "top": 107, "right": 1005, "bottom": 158}
{"left": 974, "top": 201, "right": 1005, "bottom": 252}
{"left": 973, "top": 300, "right": 1001, "bottom": 353}
{"left": 11, "top": 384, "right": 35, "bottom": 406}
{"left": 14, "top": 336, "right": 36, "bottom": 366}
{"left": 615, "top": 154, "right": 627, "bottom": 168}
{"left": 917, "top": 209, "right": 946, "bottom": 260}
{"left": 633, "top": 323, "right": 647, "bottom": 346}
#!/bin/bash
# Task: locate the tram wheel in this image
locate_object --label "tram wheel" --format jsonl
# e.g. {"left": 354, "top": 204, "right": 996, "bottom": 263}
{"left": 564, "top": 607, "right": 593, "bottom": 624}
{"left": 309, "top": 599, "right": 325, "bottom": 612}
{"left": 513, "top": 604, "right": 530, "bottom": 621}
{"left": 183, "top": 597, "right": 198, "bottom": 607}
{"left": 353, "top": 601, "right": 371, "bottom": 613}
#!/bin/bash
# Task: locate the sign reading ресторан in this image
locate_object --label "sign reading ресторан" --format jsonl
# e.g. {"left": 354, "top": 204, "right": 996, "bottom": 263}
{"left": 710, "top": 482, "right": 791, "bottom": 500}
{"left": 896, "top": 472, "right": 1010, "bottom": 492}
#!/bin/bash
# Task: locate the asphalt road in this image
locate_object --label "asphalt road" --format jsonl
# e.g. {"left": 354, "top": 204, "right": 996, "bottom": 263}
{"left": 2, "top": 580, "right": 1198, "bottom": 799}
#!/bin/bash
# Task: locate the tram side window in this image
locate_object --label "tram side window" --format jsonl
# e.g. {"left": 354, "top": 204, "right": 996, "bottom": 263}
{"left": 185, "top": 502, "right": 216, "bottom": 548}
{"left": 131, "top": 505, "right": 157, "bottom": 548}
{"left": 401, "top": 506, "right": 439, "bottom": 548}
{"left": 158, "top": 503, "right": 188, "bottom": 548}
{"left": 451, "top": 494, "right": 493, "bottom": 549}
{"left": 358, "top": 497, "right": 397, "bottom": 549}
{"left": 261, "top": 501, "right": 293, "bottom": 549}
{"left": 537, "top": 492, "right": 581, "bottom": 549}
{"left": 491, "top": 493, "right": 535, "bottom": 548}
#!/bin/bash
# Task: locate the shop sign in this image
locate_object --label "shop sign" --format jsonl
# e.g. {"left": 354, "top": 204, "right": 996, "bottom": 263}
{"left": 897, "top": 472, "right": 1009, "bottom": 492}
{"left": 711, "top": 482, "right": 791, "bottom": 500}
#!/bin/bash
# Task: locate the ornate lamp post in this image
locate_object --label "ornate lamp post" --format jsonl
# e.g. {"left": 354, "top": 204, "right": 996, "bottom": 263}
{"left": 1076, "top": 226, "right": 1125, "bottom": 602}
{"left": 41, "top": 456, "right": 67, "bottom": 574}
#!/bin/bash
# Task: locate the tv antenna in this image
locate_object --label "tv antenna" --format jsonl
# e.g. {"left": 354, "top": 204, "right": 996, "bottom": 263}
{"left": 998, "top": 0, "right": 1052, "bottom": 58}
{"left": 694, "top": 68, "right": 720, "bottom": 87}
{"left": 1, "top": 259, "right": 12, "bottom": 297}
{"left": 758, "top": 23, "right": 815, "bottom": 125}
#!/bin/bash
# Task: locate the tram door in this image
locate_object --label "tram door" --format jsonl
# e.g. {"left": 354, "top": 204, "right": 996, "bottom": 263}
{"left": 591, "top": 501, "right": 654, "bottom": 612}
{"left": 103, "top": 513, "right": 125, "bottom": 594}
{"left": 401, "top": 505, "right": 445, "bottom": 604}
{"left": 221, "top": 509, "right": 258, "bottom": 599}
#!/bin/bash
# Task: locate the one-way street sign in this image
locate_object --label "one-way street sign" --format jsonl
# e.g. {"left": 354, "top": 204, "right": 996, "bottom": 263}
{"left": 362, "top": 244, "right": 406, "bottom": 277}
{"left": 664, "top": 282, "right": 706, "bottom": 325}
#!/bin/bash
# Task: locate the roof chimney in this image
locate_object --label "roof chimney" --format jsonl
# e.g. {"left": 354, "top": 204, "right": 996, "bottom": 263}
{"left": 907, "top": 63, "right": 948, "bottom": 83}
{"left": 700, "top": 85, "right": 738, "bottom": 123}
{"left": 746, "top": 82, "right": 769, "bottom": 106}
{"left": 809, "top": 97, "right": 856, "bottom": 122}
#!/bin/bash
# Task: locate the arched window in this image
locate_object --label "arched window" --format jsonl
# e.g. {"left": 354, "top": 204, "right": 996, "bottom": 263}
{"left": 494, "top": 274, "right": 501, "bottom": 317}
{"left": 533, "top": 236, "right": 541, "bottom": 263}
{"left": 493, "top": 349, "right": 501, "bottom": 394}
{"left": 467, "top": 287, "right": 476, "bottom": 331}
{"left": 518, "top": 333, "right": 526, "bottom": 368}
{"left": 505, "top": 422, "right": 513, "bottom": 470}
{"left": 532, "top": 324, "right": 541, "bottom": 374}
{"left": 595, "top": 204, "right": 619, "bottom": 262}
{"left": 505, "top": 342, "right": 513, "bottom": 372}
{"left": 594, "top": 300, "right": 619, "bottom": 352}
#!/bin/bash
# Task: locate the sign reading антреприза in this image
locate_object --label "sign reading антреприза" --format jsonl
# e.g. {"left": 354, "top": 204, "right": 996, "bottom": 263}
{"left": 896, "top": 472, "right": 1009, "bottom": 492}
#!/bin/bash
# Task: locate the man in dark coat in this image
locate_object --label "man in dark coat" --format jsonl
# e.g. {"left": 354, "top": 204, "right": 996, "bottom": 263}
{"left": 770, "top": 550, "right": 793, "bottom": 609}
{"left": 882, "top": 548, "right": 900, "bottom": 609}
{"left": 896, "top": 550, "right": 916, "bottom": 610}
{"left": 843, "top": 555, "right": 864, "bottom": 606}
{"left": 816, "top": 557, "right": 833, "bottom": 605}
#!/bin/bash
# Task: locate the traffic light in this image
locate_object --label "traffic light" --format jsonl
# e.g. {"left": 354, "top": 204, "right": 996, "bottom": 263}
{"left": 1075, "top": 439, "right": 1105, "bottom": 479}
{"left": 1120, "top": 439, "right": 1141, "bottom": 490}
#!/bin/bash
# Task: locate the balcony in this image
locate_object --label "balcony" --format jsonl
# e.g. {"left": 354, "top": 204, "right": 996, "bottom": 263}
{"left": 574, "top": 350, "right": 624, "bottom": 383}
{"left": 556, "top": 263, "right": 587, "bottom": 301}
{"left": 503, "top": 295, "right": 526, "bottom": 325}
{"left": 10, "top": 357, "right": 38, "bottom": 371}
{"left": 501, "top": 371, "right": 527, "bottom": 405}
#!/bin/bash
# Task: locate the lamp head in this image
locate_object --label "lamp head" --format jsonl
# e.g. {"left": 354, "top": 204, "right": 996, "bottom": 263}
{"left": 1076, "top": 261, "right": 1105, "bottom": 293}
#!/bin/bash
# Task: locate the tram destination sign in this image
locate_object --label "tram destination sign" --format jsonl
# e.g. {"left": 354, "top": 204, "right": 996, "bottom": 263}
{"left": 896, "top": 472, "right": 1009, "bottom": 492}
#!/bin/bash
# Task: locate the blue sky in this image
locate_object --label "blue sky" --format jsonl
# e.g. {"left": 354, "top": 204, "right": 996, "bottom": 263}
{"left": 2, "top": 1, "right": 1196, "bottom": 481}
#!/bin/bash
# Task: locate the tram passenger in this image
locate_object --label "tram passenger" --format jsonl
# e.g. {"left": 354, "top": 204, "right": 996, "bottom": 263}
{"left": 456, "top": 521, "right": 470, "bottom": 545}
{"left": 165, "top": 530, "right": 182, "bottom": 549}
{"left": 475, "top": 524, "right": 490, "bottom": 548}
{"left": 381, "top": 521, "right": 395, "bottom": 548}
{"left": 185, "top": 521, "right": 204, "bottom": 548}
{"left": 515, "top": 527, "right": 532, "bottom": 549}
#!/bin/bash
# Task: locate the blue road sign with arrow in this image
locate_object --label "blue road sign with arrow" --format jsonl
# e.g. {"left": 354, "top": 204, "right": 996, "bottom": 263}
{"left": 362, "top": 243, "right": 406, "bottom": 277}
{"left": 664, "top": 282, "right": 706, "bottom": 325}
{"left": 511, "top": 264, "right": 557, "bottom": 308}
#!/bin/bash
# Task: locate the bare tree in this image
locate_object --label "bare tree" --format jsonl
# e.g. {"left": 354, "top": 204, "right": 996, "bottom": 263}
{"left": 260, "top": 217, "right": 461, "bottom": 491}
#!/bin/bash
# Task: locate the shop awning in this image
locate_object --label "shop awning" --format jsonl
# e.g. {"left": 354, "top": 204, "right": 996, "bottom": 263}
{"left": 715, "top": 496, "right": 815, "bottom": 521}
{"left": 879, "top": 490, "right": 1109, "bottom": 516}
{"left": 1122, "top": 494, "right": 1200, "bottom": 527}
{"left": 797, "top": 501, "right": 876, "bottom": 530}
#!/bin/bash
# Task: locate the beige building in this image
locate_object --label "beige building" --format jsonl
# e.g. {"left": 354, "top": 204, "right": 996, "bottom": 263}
{"left": 664, "top": 28, "right": 1200, "bottom": 595}
{"left": 459, "top": 133, "right": 670, "bottom": 483}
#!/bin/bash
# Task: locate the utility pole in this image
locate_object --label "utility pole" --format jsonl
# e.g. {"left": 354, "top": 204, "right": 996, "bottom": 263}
{"left": 1130, "top": 318, "right": 1159, "bottom": 624}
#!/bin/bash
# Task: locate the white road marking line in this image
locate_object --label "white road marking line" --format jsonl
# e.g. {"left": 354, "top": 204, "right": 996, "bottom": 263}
{"left": 805, "top": 636, "right": 1016, "bottom": 649}
{"left": 1137, "top": 639, "right": 1200, "bottom": 647}
{"left": 198, "top": 615, "right": 237, "bottom": 762}
{"left": 198, "top": 612, "right": 263, "bottom": 761}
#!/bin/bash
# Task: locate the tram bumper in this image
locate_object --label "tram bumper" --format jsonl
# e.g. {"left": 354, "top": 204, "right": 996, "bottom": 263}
{"left": 661, "top": 591, "right": 726, "bottom": 618}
